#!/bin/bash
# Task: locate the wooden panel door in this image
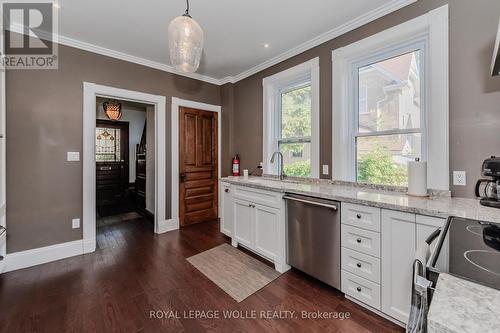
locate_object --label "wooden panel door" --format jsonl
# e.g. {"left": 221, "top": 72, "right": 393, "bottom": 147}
{"left": 179, "top": 107, "right": 218, "bottom": 226}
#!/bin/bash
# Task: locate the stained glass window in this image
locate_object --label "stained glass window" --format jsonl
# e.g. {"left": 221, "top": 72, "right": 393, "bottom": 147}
{"left": 96, "top": 127, "right": 121, "bottom": 162}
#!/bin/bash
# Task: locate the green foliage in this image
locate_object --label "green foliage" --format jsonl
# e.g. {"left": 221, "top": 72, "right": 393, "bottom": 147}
{"left": 284, "top": 160, "right": 311, "bottom": 178}
{"left": 357, "top": 145, "right": 407, "bottom": 186}
{"left": 280, "top": 86, "right": 311, "bottom": 154}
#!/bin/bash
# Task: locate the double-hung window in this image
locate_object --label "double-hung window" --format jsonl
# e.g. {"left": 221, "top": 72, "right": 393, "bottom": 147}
{"left": 354, "top": 45, "right": 425, "bottom": 187}
{"left": 263, "top": 58, "right": 320, "bottom": 178}
{"left": 277, "top": 81, "right": 312, "bottom": 177}
{"left": 332, "top": 6, "right": 449, "bottom": 190}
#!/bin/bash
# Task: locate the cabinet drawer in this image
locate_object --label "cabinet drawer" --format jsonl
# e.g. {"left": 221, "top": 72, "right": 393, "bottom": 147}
{"left": 341, "top": 203, "right": 381, "bottom": 232}
{"left": 341, "top": 247, "right": 381, "bottom": 284}
{"left": 232, "top": 186, "right": 282, "bottom": 209}
{"left": 341, "top": 225, "right": 380, "bottom": 257}
{"left": 342, "top": 270, "right": 381, "bottom": 310}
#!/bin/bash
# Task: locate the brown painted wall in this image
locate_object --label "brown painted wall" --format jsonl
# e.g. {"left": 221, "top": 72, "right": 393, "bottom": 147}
{"left": 6, "top": 44, "right": 221, "bottom": 253}
{"left": 230, "top": 0, "right": 500, "bottom": 198}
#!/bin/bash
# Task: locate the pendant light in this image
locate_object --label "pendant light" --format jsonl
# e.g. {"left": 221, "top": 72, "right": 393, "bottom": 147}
{"left": 103, "top": 100, "right": 122, "bottom": 121}
{"left": 168, "top": 0, "right": 204, "bottom": 73}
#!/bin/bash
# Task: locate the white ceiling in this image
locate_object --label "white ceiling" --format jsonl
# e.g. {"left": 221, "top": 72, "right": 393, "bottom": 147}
{"left": 55, "top": 0, "right": 414, "bottom": 84}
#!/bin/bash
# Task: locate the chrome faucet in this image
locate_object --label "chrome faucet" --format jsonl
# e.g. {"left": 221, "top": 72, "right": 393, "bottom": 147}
{"left": 270, "top": 151, "right": 286, "bottom": 180}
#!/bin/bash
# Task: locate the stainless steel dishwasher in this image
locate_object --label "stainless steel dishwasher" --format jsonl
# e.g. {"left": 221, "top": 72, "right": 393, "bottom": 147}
{"left": 284, "top": 193, "right": 341, "bottom": 289}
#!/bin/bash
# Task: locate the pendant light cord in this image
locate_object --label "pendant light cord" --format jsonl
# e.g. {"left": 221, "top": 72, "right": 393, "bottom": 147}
{"left": 183, "top": 0, "right": 191, "bottom": 17}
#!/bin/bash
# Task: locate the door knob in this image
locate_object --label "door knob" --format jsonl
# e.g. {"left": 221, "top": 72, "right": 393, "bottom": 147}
{"left": 356, "top": 238, "right": 362, "bottom": 243}
{"left": 356, "top": 287, "right": 362, "bottom": 292}
{"left": 179, "top": 173, "right": 186, "bottom": 182}
{"left": 224, "top": 189, "right": 229, "bottom": 193}
{"left": 356, "top": 263, "right": 362, "bottom": 268}
{"left": 356, "top": 214, "right": 362, "bottom": 219}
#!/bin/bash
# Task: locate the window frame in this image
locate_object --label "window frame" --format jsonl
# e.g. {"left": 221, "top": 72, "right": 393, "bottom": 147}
{"left": 263, "top": 58, "right": 320, "bottom": 178}
{"left": 351, "top": 41, "right": 427, "bottom": 183}
{"left": 276, "top": 80, "right": 312, "bottom": 157}
{"left": 332, "top": 5, "right": 449, "bottom": 190}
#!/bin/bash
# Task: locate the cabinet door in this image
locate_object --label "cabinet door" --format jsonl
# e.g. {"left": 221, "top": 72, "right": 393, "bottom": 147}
{"left": 232, "top": 198, "right": 254, "bottom": 248}
{"left": 254, "top": 204, "right": 279, "bottom": 260}
{"left": 220, "top": 184, "right": 233, "bottom": 236}
{"left": 381, "top": 209, "right": 415, "bottom": 323}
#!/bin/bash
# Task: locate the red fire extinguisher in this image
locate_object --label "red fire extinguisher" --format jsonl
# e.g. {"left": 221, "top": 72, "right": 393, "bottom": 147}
{"left": 232, "top": 154, "right": 240, "bottom": 176}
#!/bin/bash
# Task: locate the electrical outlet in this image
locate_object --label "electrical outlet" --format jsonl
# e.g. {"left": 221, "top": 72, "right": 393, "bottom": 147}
{"left": 322, "top": 164, "right": 329, "bottom": 175}
{"left": 72, "top": 218, "right": 80, "bottom": 229}
{"left": 453, "top": 171, "right": 466, "bottom": 186}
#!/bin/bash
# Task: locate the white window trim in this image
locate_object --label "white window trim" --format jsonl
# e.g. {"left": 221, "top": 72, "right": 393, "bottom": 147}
{"left": 332, "top": 4, "right": 449, "bottom": 190}
{"left": 263, "top": 57, "right": 320, "bottom": 178}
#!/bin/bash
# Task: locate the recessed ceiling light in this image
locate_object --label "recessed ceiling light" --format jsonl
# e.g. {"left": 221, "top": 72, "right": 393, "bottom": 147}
{"left": 264, "top": 43, "right": 270, "bottom": 48}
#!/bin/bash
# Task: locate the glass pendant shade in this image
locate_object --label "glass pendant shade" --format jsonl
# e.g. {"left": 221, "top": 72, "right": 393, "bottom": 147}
{"left": 103, "top": 100, "right": 122, "bottom": 121}
{"left": 168, "top": 15, "right": 204, "bottom": 73}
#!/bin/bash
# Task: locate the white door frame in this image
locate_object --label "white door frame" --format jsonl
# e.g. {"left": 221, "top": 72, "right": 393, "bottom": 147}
{"left": 83, "top": 82, "right": 167, "bottom": 253}
{"left": 170, "top": 97, "right": 221, "bottom": 230}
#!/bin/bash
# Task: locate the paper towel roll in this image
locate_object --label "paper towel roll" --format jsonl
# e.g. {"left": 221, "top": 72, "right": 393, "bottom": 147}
{"left": 407, "top": 159, "right": 428, "bottom": 197}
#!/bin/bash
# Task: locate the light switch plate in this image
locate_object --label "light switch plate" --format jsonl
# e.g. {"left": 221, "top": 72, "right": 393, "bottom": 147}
{"left": 453, "top": 171, "right": 466, "bottom": 186}
{"left": 67, "top": 152, "right": 80, "bottom": 162}
{"left": 72, "top": 218, "right": 80, "bottom": 229}
{"left": 322, "top": 164, "right": 329, "bottom": 175}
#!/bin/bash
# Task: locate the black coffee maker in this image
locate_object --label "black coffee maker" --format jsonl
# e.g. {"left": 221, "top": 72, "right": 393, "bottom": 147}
{"left": 475, "top": 156, "right": 500, "bottom": 208}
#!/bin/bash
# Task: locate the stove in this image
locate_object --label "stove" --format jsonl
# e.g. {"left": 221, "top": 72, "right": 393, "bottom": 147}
{"left": 427, "top": 216, "right": 500, "bottom": 291}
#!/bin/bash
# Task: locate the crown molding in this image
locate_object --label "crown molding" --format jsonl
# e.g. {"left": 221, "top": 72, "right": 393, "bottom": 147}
{"left": 6, "top": 0, "right": 416, "bottom": 86}
{"left": 224, "top": 0, "right": 417, "bottom": 83}
{"left": 7, "top": 23, "right": 221, "bottom": 85}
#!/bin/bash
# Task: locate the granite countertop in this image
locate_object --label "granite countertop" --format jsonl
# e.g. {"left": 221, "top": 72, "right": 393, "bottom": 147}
{"left": 220, "top": 176, "right": 500, "bottom": 223}
{"left": 428, "top": 273, "right": 500, "bottom": 333}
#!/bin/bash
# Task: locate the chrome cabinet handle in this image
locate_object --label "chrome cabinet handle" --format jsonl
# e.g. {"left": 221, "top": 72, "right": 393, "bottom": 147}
{"left": 356, "top": 263, "right": 362, "bottom": 268}
{"left": 356, "top": 238, "right": 362, "bottom": 243}
{"left": 100, "top": 166, "right": 112, "bottom": 171}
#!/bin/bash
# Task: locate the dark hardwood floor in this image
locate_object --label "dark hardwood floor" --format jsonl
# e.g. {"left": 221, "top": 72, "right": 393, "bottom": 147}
{"left": 0, "top": 218, "right": 403, "bottom": 333}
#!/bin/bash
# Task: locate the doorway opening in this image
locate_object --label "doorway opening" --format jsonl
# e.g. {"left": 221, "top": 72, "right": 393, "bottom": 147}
{"left": 95, "top": 98, "right": 155, "bottom": 231}
{"left": 83, "top": 83, "right": 166, "bottom": 254}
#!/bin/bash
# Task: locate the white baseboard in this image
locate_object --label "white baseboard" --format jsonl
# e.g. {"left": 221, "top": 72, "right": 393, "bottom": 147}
{"left": 3, "top": 239, "right": 85, "bottom": 273}
{"left": 156, "top": 218, "right": 179, "bottom": 234}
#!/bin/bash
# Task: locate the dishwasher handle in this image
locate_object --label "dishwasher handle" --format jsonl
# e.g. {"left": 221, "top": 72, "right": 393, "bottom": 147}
{"left": 283, "top": 195, "right": 338, "bottom": 211}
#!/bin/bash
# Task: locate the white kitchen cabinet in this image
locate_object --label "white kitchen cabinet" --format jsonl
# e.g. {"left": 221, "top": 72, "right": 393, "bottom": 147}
{"left": 232, "top": 198, "right": 254, "bottom": 248}
{"left": 254, "top": 203, "right": 279, "bottom": 261}
{"left": 222, "top": 183, "right": 289, "bottom": 273}
{"left": 381, "top": 209, "right": 416, "bottom": 324}
{"left": 220, "top": 183, "right": 233, "bottom": 236}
